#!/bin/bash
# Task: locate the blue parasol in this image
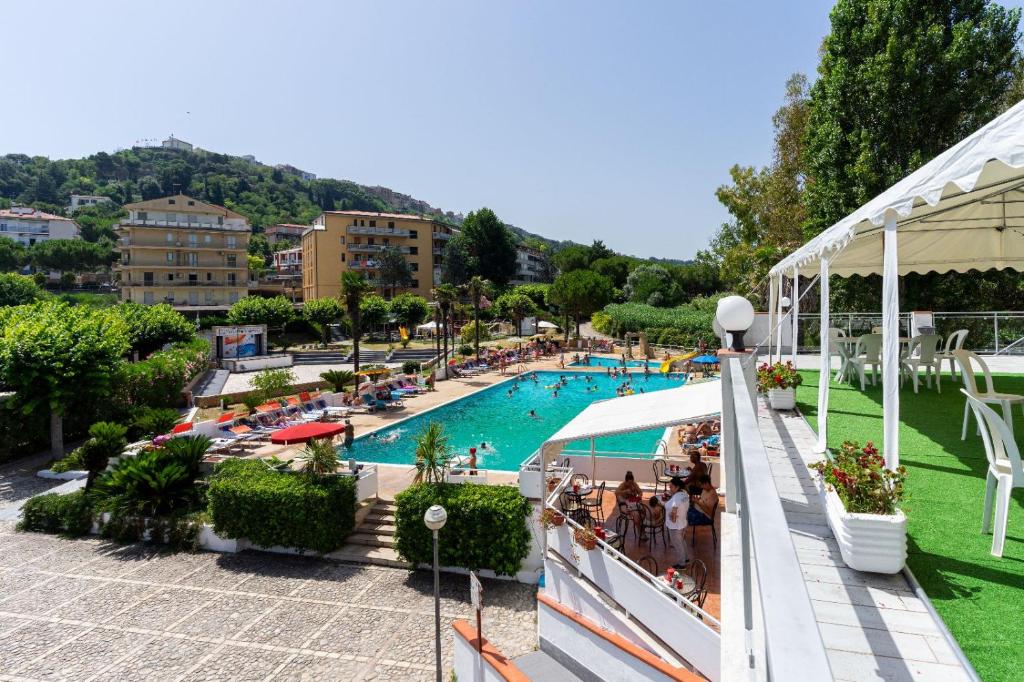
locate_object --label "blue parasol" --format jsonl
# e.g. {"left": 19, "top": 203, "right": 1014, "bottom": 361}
{"left": 692, "top": 355, "right": 719, "bottom": 365}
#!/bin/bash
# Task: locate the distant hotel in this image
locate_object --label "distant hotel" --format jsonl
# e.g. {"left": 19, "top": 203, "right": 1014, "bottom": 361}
{"left": 265, "top": 223, "right": 308, "bottom": 246}
{"left": 0, "top": 206, "right": 80, "bottom": 246}
{"left": 68, "top": 194, "right": 112, "bottom": 213}
{"left": 301, "top": 210, "right": 457, "bottom": 301}
{"left": 114, "top": 194, "right": 251, "bottom": 309}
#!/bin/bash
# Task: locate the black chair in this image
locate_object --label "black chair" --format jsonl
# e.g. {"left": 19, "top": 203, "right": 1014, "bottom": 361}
{"left": 632, "top": 503, "right": 648, "bottom": 542}
{"left": 684, "top": 559, "right": 707, "bottom": 602}
{"left": 638, "top": 555, "right": 658, "bottom": 576}
{"left": 580, "top": 481, "right": 606, "bottom": 523}
{"left": 689, "top": 496, "right": 719, "bottom": 548}
{"left": 640, "top": 503, "right": 668, "bottom": 551}
{"left": 569, "top": 472, "right": 590, "bottom": 488}
{"left": 558, "top": 490, "right": 589, "bottom": 526}
{"left": 652, "top": 460, "right": 672, "bottom": 495}
{"left": 608, "top": 513, "right": 629, "bottom": 552}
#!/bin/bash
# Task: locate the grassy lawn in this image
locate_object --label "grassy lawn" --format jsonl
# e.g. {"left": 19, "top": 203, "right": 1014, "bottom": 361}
{"left": 796, "top": 370, "right": 1024, "bottom": 681}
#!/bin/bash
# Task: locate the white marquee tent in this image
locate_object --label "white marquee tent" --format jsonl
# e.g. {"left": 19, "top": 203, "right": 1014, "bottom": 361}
{"left": 768, "top": 99, "right": 1024, "bottom": 466}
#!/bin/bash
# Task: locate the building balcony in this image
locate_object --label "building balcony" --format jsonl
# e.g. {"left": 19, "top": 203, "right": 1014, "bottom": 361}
{"left": 129, "top": 280, "right": 244, "bottom": 288}
{"left": 432, "top": 247, "right": 443, "bottom": 256}
{"left": 118, "top": 238, "right": 245, "bottom": 251}
{"left": 118, "top": 219, "right": 249, "bottom": 232}
{"left": 433, "top": 231, "right": 452, "bottom": 241}
{"left": 346, "top": 225, "right": 412, "bottom": 237}
{"left": 349, "top": 261, "right": 377, "bottom": 270}
{"left": 117, "top": 259, "right": 244, "bottom": 269}
{"left": 347, "top": 244, "right": 411, "bottom": 254}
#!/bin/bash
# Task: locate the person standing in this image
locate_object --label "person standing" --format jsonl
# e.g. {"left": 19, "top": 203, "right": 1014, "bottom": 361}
{"left": 663, "top": 476, "right": 690, "bottom": 569}
{"left": 343, "top": 419, "right": 355, "bottom": 448}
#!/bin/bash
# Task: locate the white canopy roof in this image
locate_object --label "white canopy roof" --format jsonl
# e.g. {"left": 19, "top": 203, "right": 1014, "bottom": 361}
{"left": 771, "top": 99, "right": 1024, "bottom": 278}
{"left": 416, "top": 321, "right": 439, "bottom": 329}
{"left": 538, "top": 320, "right": 559, "bottom": 329}
{"left": 540, "top": 380, "right": 722, "bottom": 460}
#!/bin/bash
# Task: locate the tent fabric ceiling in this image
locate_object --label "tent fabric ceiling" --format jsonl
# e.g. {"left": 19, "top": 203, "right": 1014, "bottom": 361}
{"left": 771, "top": 99, "right": 1024, "bottom": 278}
{"left": 539, "top": 380, "right": 722, "bottom": 460}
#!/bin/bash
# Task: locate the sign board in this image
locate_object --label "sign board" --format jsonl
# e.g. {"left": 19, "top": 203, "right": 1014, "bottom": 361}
{"left": 522, "top": 316, "right": 538, "bottom": 336}
{"left": 470, "top": 571, "right": 483, "bottom": 610}
{"left": 213, "top": 325, "right": 266, "bottom": 359}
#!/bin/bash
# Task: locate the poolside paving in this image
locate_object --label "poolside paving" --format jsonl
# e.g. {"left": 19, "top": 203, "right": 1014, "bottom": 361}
{"left": 0, "top": 523, "right": 538, "bottom": 681}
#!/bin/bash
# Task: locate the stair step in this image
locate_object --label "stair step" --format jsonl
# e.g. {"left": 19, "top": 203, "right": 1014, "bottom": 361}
{"left": 372, "top": 502, "right": 397, "bottom": 512}
{"left": 327, "top": 544, "right": 411, "bottom": 569}
{"left": 346, "top": 532, "right": 395, "bottom": 548}
{"left": 365, "top": 514, "right": 394, "bottom": 525}
{"left": 361, "top": 523, "right": 396, "bottom": 535}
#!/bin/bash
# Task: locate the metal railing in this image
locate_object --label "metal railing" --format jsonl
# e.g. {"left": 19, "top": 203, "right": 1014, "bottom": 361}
{"left": 724, "top": 357, "right": 832, "bottom": 679}
{"left": 347, "top": 225, "right": 412, "bottom": 237}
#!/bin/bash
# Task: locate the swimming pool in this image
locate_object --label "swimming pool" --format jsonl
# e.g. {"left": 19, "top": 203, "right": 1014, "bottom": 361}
{"left": 568, "top": 357, "right": 660, "bottom": 369}
{"left": 342, "top": 370, "right": 687, "bottom": 471}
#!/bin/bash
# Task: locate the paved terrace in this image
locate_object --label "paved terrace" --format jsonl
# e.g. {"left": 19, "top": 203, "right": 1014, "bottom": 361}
{"left": 757, "top": 400, "right": 972, "bottom": 681}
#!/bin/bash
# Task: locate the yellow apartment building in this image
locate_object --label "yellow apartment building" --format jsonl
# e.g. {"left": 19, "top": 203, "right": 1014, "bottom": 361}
{"left": 301, "top": 210, "right": 458, "bottom": 301}
{"left": 115, "top": 194, "right": 251, "bottom": 310}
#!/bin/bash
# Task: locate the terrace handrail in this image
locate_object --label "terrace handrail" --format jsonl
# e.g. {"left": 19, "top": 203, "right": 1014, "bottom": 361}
{"left": 725, "top": 357, "right": 832, "bottom": 679}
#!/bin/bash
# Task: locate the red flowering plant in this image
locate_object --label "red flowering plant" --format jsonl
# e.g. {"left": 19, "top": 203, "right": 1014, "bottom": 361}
{"left": 809, "top": 441, "right": 906, "bottom": 515}
{"left": 756, "top": 361, "right": 803, "bottom": 393}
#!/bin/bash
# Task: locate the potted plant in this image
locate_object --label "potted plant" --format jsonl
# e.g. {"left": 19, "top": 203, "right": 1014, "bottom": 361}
{"left": 573, "top": 526, "right": 598, "bottom": 550}
{"left": 540, "top": 507, "right": 565, "bottom": 529}
{"left": 757, "top": 361, "right": 802, "bottom": 410}
{"left": 547, "top": 475, "right": 562, "bottom": 493}
{"left": 809, "top": 441, "right": 907, "bottom": 574}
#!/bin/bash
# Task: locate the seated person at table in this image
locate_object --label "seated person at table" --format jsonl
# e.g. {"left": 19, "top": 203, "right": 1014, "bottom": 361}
{"left": 678, "top": 422, "right": 698, "bottom": 445}
{"left": 682, "top": 451, "right": 708, "bottom": 495}
{"left": 615, "top": 471, "right": 642, "bottom": 505}
{"left": 646, "top": 495, "right": 665, "bottom": 533}
{"left": 695, "top": 421, "right": 713, "bottom": 438}
{"left": 687, "top": 475, "right": 719, "bottom": 525}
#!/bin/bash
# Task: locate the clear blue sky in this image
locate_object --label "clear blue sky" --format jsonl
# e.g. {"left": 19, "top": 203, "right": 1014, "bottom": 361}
{"left": 4, "top": 1, "right": 843, "bottom": 258}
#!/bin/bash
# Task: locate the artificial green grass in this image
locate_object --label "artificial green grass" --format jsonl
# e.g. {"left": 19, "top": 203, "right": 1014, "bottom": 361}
{"left": 796, "top": 370, "right": 1024, "bottom": 681}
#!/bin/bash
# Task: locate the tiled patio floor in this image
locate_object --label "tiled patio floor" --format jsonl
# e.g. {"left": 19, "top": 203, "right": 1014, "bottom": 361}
{"left": 0, "top": 524, "right": 537, "bottom": 681}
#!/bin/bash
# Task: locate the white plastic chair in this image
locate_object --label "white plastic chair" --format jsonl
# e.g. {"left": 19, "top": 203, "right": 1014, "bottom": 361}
{"left": 846, "top": 333, "right": 882, "bottom": 390}
{"left": 962, "top": 390, "right": 1024, "bottom": 557}
{"left": 900, "top": 334, "right": 942, "bottom": 393}
{"left": 934, "top": 329, "right": 968, "bottom": 382}
{"left": 955, "top": 350, "right": 1024, "bottom": 440}
{"left": 827, "top": 328, "right": 847, "bottom": 381}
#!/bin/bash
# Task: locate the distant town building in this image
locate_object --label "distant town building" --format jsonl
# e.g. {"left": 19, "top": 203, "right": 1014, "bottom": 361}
{"left": 511, "top": 245, "right": 550, "bottom": 285}
{"left": 0, "top": 206, "right": 80, "bottom": 246}
{"left": 275, "top": 164, "right": 316, "bottom": 181}
{"left": 302, "top": 210, "right": 458, "bottom": 301}
{"left": 272, "top": 246, "right": 302, "bottom": 276}
{"left": 68, "top": 194, "right": 113, "bottom": 213}
{"left": 264, "top": 223, "right": 308, "bottom": 246}
{"left": 114, "top": 194, "right": 251, "bottom": 309}
{"left": 240, "top": 154, "right": 259, "bottom": 165}
{"left": 161, "top": 135, "right": 193, "bottom": 152}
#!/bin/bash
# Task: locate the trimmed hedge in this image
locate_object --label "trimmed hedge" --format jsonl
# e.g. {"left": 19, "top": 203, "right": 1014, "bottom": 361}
{"left": 394, "top": 483, "right": 531, "bottom": 576}
{"left": 114, "top": 338, "right": 211, "bottom": 410}
{"left": 18, "top": 490, "right": 93, "bottom": 537}
{"left": 207, "top": 459, "right": 356, "bottom": 553}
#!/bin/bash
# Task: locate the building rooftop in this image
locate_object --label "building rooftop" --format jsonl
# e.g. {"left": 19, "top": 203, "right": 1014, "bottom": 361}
{"left": 323, "top": 209, "right": 455, "bottom": 224}
{"left": 123, "top": 194, "right": 246, "bottom": 220}
{"left": 0, "top": 207, "right": 75, "bottom": 222}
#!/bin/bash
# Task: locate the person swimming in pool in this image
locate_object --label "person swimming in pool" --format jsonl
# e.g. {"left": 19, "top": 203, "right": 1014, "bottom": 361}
{"left": 508, "top": 389, "right": 513, "bottom": 397}
{"left": 528, "top": 409, "right": 539, "bottom": 418}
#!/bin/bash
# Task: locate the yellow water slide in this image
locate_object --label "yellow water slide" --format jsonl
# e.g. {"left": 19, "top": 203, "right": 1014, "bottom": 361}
{"left": 660, "top": 351, "right": 698, "bottom": 374}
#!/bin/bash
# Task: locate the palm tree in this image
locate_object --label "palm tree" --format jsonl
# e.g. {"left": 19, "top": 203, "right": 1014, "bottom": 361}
{"left": 413, "top": 422, "right": 450, "bottom": 484}
{"left": 341, "top": 271, "right": 374, "bottom": 372}
{"left": 432, "top": 284, "right": 459, "bottom": 379}
{"left": 320, "top": 369, "right": 356, "bottom": 393}
{"left": 464, "top": 276, "right": 491, "bottom": 361}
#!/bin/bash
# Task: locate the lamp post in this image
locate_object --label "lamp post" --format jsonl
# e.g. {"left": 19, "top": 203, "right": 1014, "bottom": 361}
{"left": 716, "top": 295, "right": 756, "bottom": 352}
{"left": 424, "top": 504, "right": 448, "bottom": 682}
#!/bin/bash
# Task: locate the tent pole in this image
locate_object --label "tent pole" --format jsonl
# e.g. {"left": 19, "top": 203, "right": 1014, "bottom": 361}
{"left": 767, "top": 274, "right": 777, "bottom": 363}
{"left": 776, "top": 274, "right": 785, "bottom": 364}
{"left": 590, "top": 438, "right": 596, "bottom": 480}
{"left": 791, "top": 266, "right": 800, "bottom": 365}
{"left": 882, "top": 210, "right": 901, "bottom": 468}
{"left": 815, "top": 256, "right": 830, "bottom": 453}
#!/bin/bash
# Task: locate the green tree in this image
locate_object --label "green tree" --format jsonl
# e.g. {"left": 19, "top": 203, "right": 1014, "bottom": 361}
{"left": 226, "top": 295, "right": 295, "bottom": 331}
{"left": 548, "top": 270, "right": 613, "bottom": 337}
{"left": 389, "top": 292, "right": 430, "bottom": 328}
{"left": 622, "top": 264, "right": 680, "bottom": 307}
{"left": 440, "top": 234, "right": 477, "bottom": 286}
{"left": 463, "top": 276, "right": 491, "bottom": 360}
{"left": 247, "top": 254, "right": 265, "bottom": 282}
{"left": 590, "top": 256, "right": 634, "bottom": 289}
{"left": 432, "top": 284, "right": 459, "bottom": 379}
{"left": 341, "top": 271, "right": 374, "bottom": 372}
{"left": 0, "top": 273, "right": 44, "bottom": 307}
{"left": 320, "top": 369, "right": 356, "bottom": 393}
{"left": 376, "top": 246, "right": 412, "bottom": 298}
{"left": 116, "top": 302, "right": 195, "bottom": 356}
{"left": 0, "top": 237, "right": 27, "bottom": 272}
{"left": 303, "top": 297, "right": 343, "bottom": 345}
{"left": 413, "top": 422, "right": 451, "bottom": 485}
{"left": 550, "top": 244, "right": 591, "bottom": 273}
{"left": 513, "top": 283, "right": 551, "bottom": 312}
{"left": 248, "top": 233, "right": 272, "bottom": 266}
{"left": 359, "top": 294, "right": 390, "bottom": 334}
{"left": 459, "top": 208, "right": 516, "bottom": 286}
{"left": 251, "top": 367, "right": 297, "bottom": 399}
{"left": 588, "top": 239, "right": 613, "bottom": 263}
{"left": 803, "top": 0, "right": 1021, "bottom": 237}
{"left": 0, "top": 301, "right": 129, "bottom": 457}
{"left": 493, "top": 290, "right": 538, "bottom": 336}
{"left": 30, "top": 239, "right": 107, "bottom": 274}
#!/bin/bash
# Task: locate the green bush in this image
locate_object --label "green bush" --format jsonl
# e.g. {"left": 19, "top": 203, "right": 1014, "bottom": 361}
{"left": 91, "top": 435, "right": 209, "bottom": 516}
{"left": 19, "top": 490, "right": 93, "bottom": 537}
{"left": 207, "top": 459, "right": 356, "bottom": 553}
{"left": 129, "top": 407, "right": 181, "bottom": 440}
{"left": 460, "top": 324, "right": 491, "bottom": 344}
{"left": 198, "top": 315, "right": 228, "bottom": 330}
{"left": 50, "top": 448, "right": 85, "bottom": 473}
{"left": 394, "top": 483, "right": 531, "bottom": 576}
{"left": 401, "top": 360, "right": 421, "bottom": 375}
{"left": 114, "top": 338, "right": 210, "bottom": 410}
{"left": 458, "top": 344, "right": 473, "bottom": 357}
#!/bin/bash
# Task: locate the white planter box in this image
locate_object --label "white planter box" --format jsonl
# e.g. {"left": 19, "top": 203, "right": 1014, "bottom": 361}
{"left": 767, "top": 387, "right": 796, "bottom": 410}
{"left": 818, "top": 479, "right": 907, "bottom": 574}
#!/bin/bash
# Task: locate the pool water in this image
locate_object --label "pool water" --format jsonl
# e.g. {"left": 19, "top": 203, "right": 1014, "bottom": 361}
{"left": 342, "top": 370, "right": 688, "bottom": 471}
{"left": 568, "top": 357, "right": 660, "bottom": 369}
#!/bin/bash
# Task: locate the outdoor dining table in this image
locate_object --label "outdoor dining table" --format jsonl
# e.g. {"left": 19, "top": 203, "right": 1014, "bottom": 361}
{"left": 660, "top": 571, "right": 697, "bottom": 596}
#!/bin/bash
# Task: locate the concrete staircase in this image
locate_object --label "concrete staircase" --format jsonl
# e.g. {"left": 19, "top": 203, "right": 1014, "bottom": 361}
{"left": 291, "top": 350, "right": 351, "bottom": 365}
{"left": 354, "top": 349, "right": 390, "bottom": 364}
{"left": 328, "top": 498, "right": 411, "bottom": 568}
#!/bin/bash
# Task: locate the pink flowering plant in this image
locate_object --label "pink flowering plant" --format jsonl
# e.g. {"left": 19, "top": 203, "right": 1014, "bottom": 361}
{"left": 756, "top": 361, "right": 802, "bottom": 392}
{"left": 810, "top": 441, "right": 906, "bottom": 515}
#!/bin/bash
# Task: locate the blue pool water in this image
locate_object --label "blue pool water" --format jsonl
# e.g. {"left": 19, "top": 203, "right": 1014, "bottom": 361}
{"left": 569, "top": 357, "right": 660, "bottom": 369}
{"left": 342, "top": 370, "right": 687, "bottom": 471}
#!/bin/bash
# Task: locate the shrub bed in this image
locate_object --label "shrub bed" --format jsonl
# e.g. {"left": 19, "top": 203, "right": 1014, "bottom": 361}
{"left": 18, "top": 490, "right": 93, "bottom": 537}
{"left": 207, "top": 459, "right": 356, "bottom": 553}
{"left": 394, "top": 483, "right": 531, "bottom": 576}
{"left": 114, "top": 338, "right": 211, "bottom": 410}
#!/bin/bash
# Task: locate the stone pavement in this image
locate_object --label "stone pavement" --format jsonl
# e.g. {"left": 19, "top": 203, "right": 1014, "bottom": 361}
{"left": 0, "top": 524, "right": 537, "bottom": 681}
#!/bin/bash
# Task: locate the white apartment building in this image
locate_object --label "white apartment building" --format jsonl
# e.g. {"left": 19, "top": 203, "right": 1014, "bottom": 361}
{"left": 272, "top": 246, "right": 302, "bottom": 275}
{"left": 0, "top": 207, "right": 80, "bottom": 246}
{"left": 511, "top": 244, "right": 549, "bottom": 285}
{"left": 68, "top": 194, "right": 113, "bottom": 213}
{"left": 161, "top": 135, "right": 193, "bottom": 152}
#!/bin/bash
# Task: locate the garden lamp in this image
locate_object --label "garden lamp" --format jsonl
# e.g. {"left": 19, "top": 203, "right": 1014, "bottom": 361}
{"left": 424, "top": 505, "right": 447, "bottom": 681}
{"left": 716, "top": 295, "right": 755, "bottom": 352}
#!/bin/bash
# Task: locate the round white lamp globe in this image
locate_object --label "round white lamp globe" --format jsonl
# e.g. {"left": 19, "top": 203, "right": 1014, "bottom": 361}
{"left": 424, "top": 504, "right": 448, "bottom": 532}
{"left": 780, "top": 296, "right": 792, "bottom": 309}
{"left": 716, "top": 296, "right": 756, "bottom": 351}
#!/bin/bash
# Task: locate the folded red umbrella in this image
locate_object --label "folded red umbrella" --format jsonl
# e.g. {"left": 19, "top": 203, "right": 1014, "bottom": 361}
{"left": 270, "top": 422, "right": 345, "bottom": 445}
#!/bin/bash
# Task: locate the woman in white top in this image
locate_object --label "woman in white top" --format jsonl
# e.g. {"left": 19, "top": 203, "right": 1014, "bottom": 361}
{"left": 663, "top": 476, "right": 690, "bottom": 569}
